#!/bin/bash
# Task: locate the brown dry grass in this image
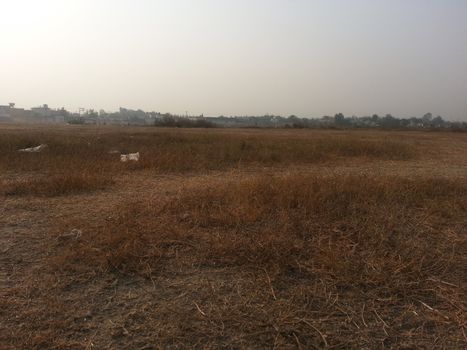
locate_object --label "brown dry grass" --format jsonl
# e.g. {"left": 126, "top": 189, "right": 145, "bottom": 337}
{"left": 0, "top": 127, "right": 416, "bottom": 197}
{"left": 0, "top": 128, "right": 416, "bottom": 175}
{"left": 54, "top": 175, "right": 466, "bottom": 274}
{"left": 5, "top": 174, "right": 465, "bottom": 349}
{"left": 1, "top": 125, "right": 466, "bottom": 349}
{"left": 1, "top": 172, "right": 114, "bottom": 197}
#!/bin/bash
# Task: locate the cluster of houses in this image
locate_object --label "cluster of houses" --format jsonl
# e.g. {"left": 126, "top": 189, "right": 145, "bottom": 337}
{"left": 0, "top": 104, "right": 206, "bottom": 126}
{"left": 0, "top": 103, "right": 65, "bottom": 124}
{"left": 0, "top": 104, "right": 158, "bottom": 125}
{"left": 1, "top": 103, "right": 465, "bottom": 130}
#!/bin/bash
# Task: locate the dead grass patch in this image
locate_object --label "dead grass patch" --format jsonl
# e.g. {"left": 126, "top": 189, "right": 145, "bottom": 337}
{"left": 1, "top": 172, "right": 113, "bottom": 197}
{"left": 2, "top": 126, "right": 466, "bottom": 348}
{"left": 25, "top": 174, "right": 466, "bottom": 348}
{"left": 0, "top": 129, "right": 417, "bottom": 176}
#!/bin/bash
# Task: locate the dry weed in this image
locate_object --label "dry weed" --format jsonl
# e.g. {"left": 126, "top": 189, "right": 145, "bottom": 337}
{"left": 23, "top": 174, "right": 465, "bottom": 349}
{"left": 1, "top": 172, "right": 113, "bottom": 196}
{"left": 0, "top": 129, "right": 416, "bottom": 176}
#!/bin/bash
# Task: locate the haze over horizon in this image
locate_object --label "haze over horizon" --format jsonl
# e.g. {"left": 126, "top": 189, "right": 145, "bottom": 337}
{"left": 1, "top": 0, "right": 467, "bottom": 120}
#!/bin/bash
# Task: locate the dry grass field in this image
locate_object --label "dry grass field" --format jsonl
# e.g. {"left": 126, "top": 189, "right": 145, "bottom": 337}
{"left": 1, "top": 124, "right": 466, "bottom": 349}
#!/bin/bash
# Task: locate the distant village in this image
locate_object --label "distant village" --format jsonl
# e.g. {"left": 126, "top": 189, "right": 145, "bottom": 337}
{"left": 0, "top": 103, "right": 161, "bottom": 126}
{"left": 1, "top": 103, "right": 466, "bottom": 130}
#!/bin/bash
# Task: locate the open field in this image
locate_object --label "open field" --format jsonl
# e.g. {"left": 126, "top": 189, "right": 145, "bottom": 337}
{"left": 1, "top": 125, "right": 466, "bottom": 349}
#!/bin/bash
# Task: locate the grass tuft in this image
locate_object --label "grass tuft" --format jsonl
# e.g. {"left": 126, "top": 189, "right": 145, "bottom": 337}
{"left": 2, "top": 172, "right": 113, "bottom": 197}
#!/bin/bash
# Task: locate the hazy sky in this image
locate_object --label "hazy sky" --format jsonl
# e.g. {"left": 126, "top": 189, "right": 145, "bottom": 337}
{"left": 1, "top": 0, "right": 467, "bottom": 119}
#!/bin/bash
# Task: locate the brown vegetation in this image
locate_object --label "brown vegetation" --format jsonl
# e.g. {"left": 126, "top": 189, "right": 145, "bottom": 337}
{"left": 1, "top": 126, "right": 466, "bottom": 349}
{"left": 0, "top": 127, "right": 416, "bottom": 176}
{"left": 1, "top": 172, "right": 113, "bottom": 197}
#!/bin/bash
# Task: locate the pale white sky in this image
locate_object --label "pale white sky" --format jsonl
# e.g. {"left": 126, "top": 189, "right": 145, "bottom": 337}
{"left": 1, "top": 0, "right": 467, "bottom": 119}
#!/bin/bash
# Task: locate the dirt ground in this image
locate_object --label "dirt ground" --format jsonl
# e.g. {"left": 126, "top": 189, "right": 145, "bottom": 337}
{"left": 1, "top": 125, "right": 466, "bottom": 349}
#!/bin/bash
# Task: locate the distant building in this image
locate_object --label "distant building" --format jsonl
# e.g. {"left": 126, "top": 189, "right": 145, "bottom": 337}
{"left": 31, "top": 104, "right": 53, "bottom": 117}
{"left": 0, "top": 105, "right": 13, "bottom": 122}
{"left": 0, "top": 105, "right": 11, "bottom": 117}
{"left": 29, "top": 104, "right": 66, "bottom": 123}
